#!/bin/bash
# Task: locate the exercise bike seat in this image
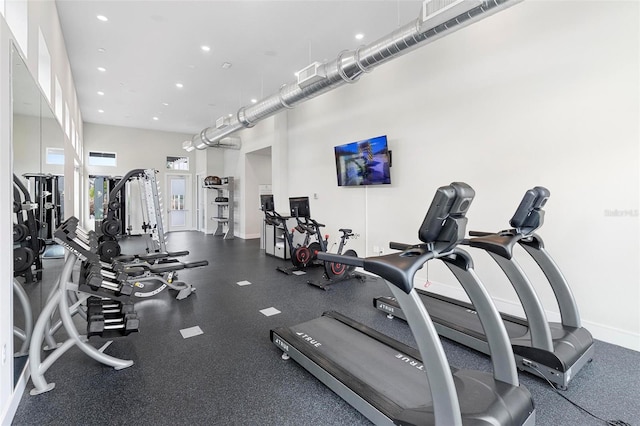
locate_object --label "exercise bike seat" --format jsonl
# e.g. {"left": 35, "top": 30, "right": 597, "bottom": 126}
{"left": 338, "top": 228, "right": 352, "bottom": 234}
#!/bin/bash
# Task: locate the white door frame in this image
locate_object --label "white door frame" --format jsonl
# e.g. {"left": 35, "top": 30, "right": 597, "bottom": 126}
{"left": 165, "top": 173, "right": 192, "bottom": 232}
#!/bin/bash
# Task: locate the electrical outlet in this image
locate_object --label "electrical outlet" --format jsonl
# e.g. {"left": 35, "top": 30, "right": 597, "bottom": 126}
{"left": 2, "top": 343, "right": 6, "bottom": 365}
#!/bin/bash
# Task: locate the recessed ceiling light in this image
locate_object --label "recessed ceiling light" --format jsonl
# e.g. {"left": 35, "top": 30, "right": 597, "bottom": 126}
{"left": 250, "top": 98, "right": 257, "bottom": 104}
{"left": 176, "top": 83, "right": 184, "bottom": 88}
{"left": 228, "top": 113, "right": 233, "bottom": 117}
{"left": 355, "top": 33, "right": 364, "bottom": 40}
{"left": 201, "top": 45, "right": 211, "bottom": 52}
{"left": 152, "top": 116, "right": 159, "bottom": 121}
{"left": 162, "top": 102, "right": 169, "bottom": 106}
{"left": 97, "top": 47, "right": 106, "bottom": 53}
{"left": 221, "top": 62, "right": 232, "bottom": 69}
{"left": 97, "top": 67, "right": 106, "bottom": 72}
{"left": 98, "top": 109, "right": 104, "bottom": 113}
{"left": 96, "top": 15, "right": 108, "bottom": 22}
{"left": 97, "top": 91, "right": 104, "bottom": 96}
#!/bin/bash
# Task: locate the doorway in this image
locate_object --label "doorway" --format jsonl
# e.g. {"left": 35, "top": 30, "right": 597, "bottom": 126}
{"left": 166, "top": 174, "right": 191, "bottom": 232}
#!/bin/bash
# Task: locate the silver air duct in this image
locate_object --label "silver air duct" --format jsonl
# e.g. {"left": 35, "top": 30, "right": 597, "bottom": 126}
{"left": 185, "top": 0, "right": 522, "bottom": 151}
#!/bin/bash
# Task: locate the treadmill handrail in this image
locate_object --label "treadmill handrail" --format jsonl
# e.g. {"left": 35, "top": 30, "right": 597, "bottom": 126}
{"left": 465, "top": 232, "right": 555, "bottom": 352}
{"left": 484, "top": 251, "right": 554, "bottom": 352}
{"left": 519, "top": 233, "right": 581, "bottom": 328}
{"left": 317, "top": 251, "right": 364, "bottom": 267}
{"left": 318, "top": 249, "right": 434, "bottom": 294}
{"left": 440, "top": 248, "right": 520, "bottom": 386}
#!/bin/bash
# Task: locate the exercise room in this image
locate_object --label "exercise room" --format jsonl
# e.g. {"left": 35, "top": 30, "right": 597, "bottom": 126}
{"left": 2, "top": 1, "right": 639, "bottom": 425}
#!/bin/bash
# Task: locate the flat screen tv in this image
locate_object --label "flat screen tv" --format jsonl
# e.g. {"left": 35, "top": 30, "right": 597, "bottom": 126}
{"left": 260, "top": 194, "right": 274, "bottom": 212}
{"left": 334, "top": 135, "right": 391, "bottom": 186}
{"left": 289, "top": 196, "right": 310, "bottom": 218}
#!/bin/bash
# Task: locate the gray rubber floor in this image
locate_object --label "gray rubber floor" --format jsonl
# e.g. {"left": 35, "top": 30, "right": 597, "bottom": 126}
{"left": 11, "top": 232, "right": 640, "bottom": 425}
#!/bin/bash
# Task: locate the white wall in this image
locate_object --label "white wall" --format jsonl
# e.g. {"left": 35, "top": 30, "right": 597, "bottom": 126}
{"left": 0, "top": 15, "right": 14, "bottom": 426}
{"left": 2, "top": 1, "right": 83, "bottom": 423}
{"left": 231, "top": 1, "right": 639, "bottom": 349}
{"left": 83, "top": 122, "right": 196, "bottom": 232}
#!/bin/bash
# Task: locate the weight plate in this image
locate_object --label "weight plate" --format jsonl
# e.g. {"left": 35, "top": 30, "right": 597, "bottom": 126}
{"left": 14, "top": 247, "right": 35, "bottom": 272}
{"left": 13, "top": 223, "right": 29, "bottom": 243}
{"left": 101, "top": 219, "right": 121, "bottom": 237}
{"left": 98, "top": 240, "right": 121, "bottom": 262}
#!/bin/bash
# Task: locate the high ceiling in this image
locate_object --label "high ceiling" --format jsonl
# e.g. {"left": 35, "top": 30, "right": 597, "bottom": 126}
{"left": 55, "top": 0, "right": 424, "bottom": 138}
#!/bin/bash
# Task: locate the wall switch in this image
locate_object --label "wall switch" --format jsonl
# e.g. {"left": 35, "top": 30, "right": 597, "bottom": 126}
{"left": 373, "top": 245, "right": 380, "bottom": 254}
{"left": 313, "top": 193, "right": 318, "bottom": 199}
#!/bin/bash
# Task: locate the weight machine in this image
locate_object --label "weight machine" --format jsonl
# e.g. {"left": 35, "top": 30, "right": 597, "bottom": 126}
{"left": 13, "top": 174, "right": 43, "bottom": 283}
{"left": 97, "top": 169, "right": 167, "bottom": 262}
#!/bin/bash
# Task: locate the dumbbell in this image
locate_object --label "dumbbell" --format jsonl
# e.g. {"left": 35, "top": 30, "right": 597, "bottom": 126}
{"left": 87, "top": 313, "right": 139, "bottom": 337}
{"left": 87, "top": 298, "right": 134, "bottom": 317}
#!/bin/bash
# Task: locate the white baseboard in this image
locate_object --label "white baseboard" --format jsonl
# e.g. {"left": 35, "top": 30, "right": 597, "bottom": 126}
{"left": 1, "top": 363, "right": 29, "bottom": 426}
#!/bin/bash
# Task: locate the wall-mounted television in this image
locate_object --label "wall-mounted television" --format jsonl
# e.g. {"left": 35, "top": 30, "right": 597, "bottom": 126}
{"left": 289, "top": 196, "right": 310, "bottom": 218}
{"left": 334, "top": 135, "right": 391, "bottom": 186}
{"left": 260, "top": 194, "right": 274, "bottom": 212}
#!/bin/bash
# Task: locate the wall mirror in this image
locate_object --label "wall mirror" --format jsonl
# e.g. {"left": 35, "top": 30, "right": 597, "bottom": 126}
{"left": 11, "top": 42, "right": 66, "bottom": 390}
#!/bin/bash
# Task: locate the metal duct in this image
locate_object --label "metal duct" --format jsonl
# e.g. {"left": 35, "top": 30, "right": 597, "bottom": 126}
{"left": 186, "top": 0, "right": 522, "bottom": 150}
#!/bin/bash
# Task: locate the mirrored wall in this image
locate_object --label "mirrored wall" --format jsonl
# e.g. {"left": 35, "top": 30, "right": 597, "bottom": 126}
{"left": 11, "top": 42, "right": 66, "bottom": 389}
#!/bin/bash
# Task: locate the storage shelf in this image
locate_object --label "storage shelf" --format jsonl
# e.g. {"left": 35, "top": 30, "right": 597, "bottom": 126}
{"left": 205, "top": 176, "right": 234, "bottom": 239}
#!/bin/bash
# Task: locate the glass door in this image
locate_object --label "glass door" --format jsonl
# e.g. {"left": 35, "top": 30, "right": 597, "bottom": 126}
{"left": 166, "top": 174, "right": 190, "bottom": 232}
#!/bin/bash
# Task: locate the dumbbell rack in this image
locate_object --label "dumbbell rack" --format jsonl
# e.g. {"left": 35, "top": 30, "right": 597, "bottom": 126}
{"left": 29, "top": 217, "right": 139, "bottom": 395}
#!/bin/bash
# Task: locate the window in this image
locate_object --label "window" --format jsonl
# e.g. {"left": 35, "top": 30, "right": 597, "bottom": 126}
{"left": 46, "top": 147, "right": 64, "bottom": 165}
{"left": 166, "top": 156, "right": 189, "bottom": 170}
{"left": 88, "top": 151, "right": 116, "bottom": 167}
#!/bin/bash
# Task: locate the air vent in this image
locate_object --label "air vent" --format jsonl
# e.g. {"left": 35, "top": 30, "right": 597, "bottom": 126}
{"left": 216, "top": 116, "right": 231, "bottom": 129}
{"left": 420, "top": 0, "right": 483, "bottom": 30}
{"left": 297, "top": 62, "right": 326, "bottom": 88}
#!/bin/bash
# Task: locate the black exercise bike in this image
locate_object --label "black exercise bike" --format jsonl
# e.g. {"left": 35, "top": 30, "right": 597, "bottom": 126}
{"left": 308, "top": 227, "right": 363, "bottom": 290}
{"left": 266, "top": 211, "right": 323, "bottom": 272}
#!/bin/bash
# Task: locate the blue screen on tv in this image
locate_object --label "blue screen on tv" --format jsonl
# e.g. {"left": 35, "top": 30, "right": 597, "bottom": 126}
{"left": 334, "top": 135, "right": 391, "bottom": 186}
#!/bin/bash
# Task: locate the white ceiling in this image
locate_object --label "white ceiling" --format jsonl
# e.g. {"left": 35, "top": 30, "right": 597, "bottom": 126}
{"left": 55, "top": 0, "right": 424, "bottom": 138}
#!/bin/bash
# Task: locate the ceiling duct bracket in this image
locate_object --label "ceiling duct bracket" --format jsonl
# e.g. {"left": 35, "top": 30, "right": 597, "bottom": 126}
{"left": 237, "top": 107, "right": 255, "bottom": 128}
{"left": 354, "top": 46, "right": 372, "bottom": 74}
{"left": 218, "top": 137, "right": 242, "bottom": 150}
{"left": 278, "top": 85, "right": 294, "bottom": 109}
{"left": 336, "top": 50, "right": 361, "bottom": 84}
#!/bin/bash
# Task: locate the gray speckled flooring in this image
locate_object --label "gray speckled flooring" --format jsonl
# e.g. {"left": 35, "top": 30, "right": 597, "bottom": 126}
{"left": 12, "top": 232, "right": 640, "bottom": 425}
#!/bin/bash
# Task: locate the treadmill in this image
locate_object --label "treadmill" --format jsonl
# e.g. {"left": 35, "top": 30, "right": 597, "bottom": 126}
{"left": 374, "top": 187, "right": 593, "bottom": 389}
{"left": 271, "top": 182, "right": 535, "bottom": 426}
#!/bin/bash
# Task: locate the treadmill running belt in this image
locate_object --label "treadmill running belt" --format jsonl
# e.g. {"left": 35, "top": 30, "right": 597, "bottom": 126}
{"left": 418, "top": 292, "right": 529, "bottom": 340}
{"left": 273, "top": 312, "right": 533, "bottom": 425}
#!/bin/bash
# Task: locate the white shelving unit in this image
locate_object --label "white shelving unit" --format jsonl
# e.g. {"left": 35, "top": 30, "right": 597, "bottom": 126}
{"left": 265, "top": 219, "right": 290, "bottom": 259}
{"left": 205, "top": 176, "right": 234, "bottom": 239}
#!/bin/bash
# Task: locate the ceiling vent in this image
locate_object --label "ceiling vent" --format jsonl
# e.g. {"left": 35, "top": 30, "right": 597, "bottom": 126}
{"left": 297, "top": 62, "right": 327, "bottom": 88}
{"left": 420, "top": 0, "right": 484, "bottom": 30}
{"left": 216, "top": 116, "right": 230, "bottom": 129}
